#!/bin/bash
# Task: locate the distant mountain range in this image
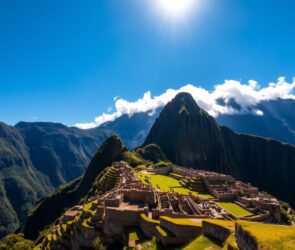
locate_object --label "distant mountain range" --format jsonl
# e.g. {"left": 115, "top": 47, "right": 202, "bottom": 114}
{"left": 0, "top": 95, "right": 295, "bottom": 238}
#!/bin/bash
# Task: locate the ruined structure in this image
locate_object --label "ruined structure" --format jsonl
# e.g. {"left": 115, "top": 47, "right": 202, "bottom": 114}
{"left": 41, "top": 162, "right": 283, "bottom": 249}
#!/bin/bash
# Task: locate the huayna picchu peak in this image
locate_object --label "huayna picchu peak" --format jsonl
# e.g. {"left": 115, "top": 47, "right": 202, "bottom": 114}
{"left": 144, "top": 92, "right": 295, "bottom": 207}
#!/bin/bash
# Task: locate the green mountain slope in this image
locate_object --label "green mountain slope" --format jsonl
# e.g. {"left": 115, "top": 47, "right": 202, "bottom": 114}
{"left": 144, "top": 92, "right": 295, "bottom": 206}
{"left": 0, "top": 122, "right": 53, "bottom": 238}
{"left": 21, "top": 135, "right": 128, "bottom": 240}
{"left": 16, "top": 122, "right": 112, "bottom": 186}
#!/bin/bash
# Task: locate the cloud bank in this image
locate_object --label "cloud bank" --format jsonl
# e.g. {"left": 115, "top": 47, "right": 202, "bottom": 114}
{"left": 75, "top": 77, "right": 295, "bottom": 129}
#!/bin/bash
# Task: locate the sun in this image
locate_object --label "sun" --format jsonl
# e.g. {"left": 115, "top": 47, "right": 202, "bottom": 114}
{"left": 156, "top": 0, "right": 195, "bottom": 18}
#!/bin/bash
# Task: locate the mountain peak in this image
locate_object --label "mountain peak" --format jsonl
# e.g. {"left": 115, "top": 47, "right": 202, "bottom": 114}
{"left": 143, "top": 92, "right": 228, "bottom": 170}
{"left": 170, "top": 92, "right": 201, "bottom": 115}
{"left": 76, "top": 134, "right": 127, "bottom": 197}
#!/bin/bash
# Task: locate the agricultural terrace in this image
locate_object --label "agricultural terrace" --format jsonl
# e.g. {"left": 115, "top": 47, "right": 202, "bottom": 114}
{"left": 183, "top": 235, "right": 222, "bottom": 250}
{"left": 216, "top": 202, "right": 253, "bottom": 217}
{"left": 136, "top": 172, "right": 212, "bottom": 198}
{"left": 237, "top": 221, "right": 295, "bottom": 249}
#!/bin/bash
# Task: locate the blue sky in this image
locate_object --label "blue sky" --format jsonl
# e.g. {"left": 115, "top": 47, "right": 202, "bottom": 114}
{"left": 0, "top": 0, "right": 295, "bottom": 126}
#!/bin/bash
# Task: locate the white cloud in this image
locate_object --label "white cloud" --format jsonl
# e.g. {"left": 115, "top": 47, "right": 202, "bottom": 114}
{"left": 75, "top": 77, "right": 295, "bottom": 129}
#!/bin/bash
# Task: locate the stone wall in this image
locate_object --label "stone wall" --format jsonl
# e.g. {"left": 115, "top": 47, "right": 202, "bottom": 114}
{"left": 103, "top": 207, "right": 144, "bottom": 237}
{"left": 202, "top": 221, "right": 232, "bottom": 243}
{"left": 235, "top": 223, "right": 257, "bottom": 250}
{"left": 160, "top": 217, "right": 201, "bottom": 243}
{"left": 123, "top": 190, "right": 156, "bottom": 206}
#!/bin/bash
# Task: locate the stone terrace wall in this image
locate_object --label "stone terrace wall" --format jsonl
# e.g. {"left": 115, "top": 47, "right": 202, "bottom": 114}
{"left": 123, "top": 190, "right": 156, "bottom": 206}
{"left": 202, "top": 221, "right": 232, "bottom": 243}
{"left": 103, "top": 207, "right": 144, "bottom": 237}
{"left": 160, "top": 218, "right": 201, "bottom": 243}
{"left": 235, "top": 223, "right": 257, "bottom": 250}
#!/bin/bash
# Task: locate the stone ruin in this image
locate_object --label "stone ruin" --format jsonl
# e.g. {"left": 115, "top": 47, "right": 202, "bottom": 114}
{"left": 41, "top": 161, "right": 282, "bottom": 249}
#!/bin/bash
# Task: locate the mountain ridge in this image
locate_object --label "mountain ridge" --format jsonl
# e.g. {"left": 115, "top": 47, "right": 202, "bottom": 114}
{"left": 144, "top": 92, "right": 295, "bottom": 206}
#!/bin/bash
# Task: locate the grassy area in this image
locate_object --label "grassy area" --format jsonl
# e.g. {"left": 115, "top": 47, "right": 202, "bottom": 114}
{"left": 156, "top": 226, "right": 172, "bottom": 237}
{"left": 183, "top": 235, "right": 222, "bottom": 250}
{"left": 216, "top": 202, "right": 253, "bottom": 217}
{"left": 237, "top": 221, "right": 295, "bottom": 249}
{"left": 136, "top": 173, "right": 212, "bottom": 198}
{"left": 161, "top": 216, "right": 202, "bottom": 227}
{"left": 225, "top": 234, "right": 238, "bottom": 249}
{"left": 202, "top": 219, "right": 235, "bottom": 232}
{"left": 140, "top": 213, "right": 160, "bottom": 224}
{"left": 125, "top": 227, "right": 143, "bottom": 242}
{"left": 169, "top": 173, "right": 183, "bottom": 179}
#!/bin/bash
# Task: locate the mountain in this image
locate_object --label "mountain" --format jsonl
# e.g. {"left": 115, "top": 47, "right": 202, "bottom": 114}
{"left": 20, "top": 135, "right": 146, "bottom": 240}
{"left": 99, "top": 109, "right": 161, "bottom": 149}
{"left": 0, "top": 122, "right": 111, "bottom": 238}
{"left": 217, "top": 98, "right": 295, "bottom": 144}
{"left": 0, "top": 122, "right": 53, "bottom": 238}
{"left": 16, "top": 122, "right": 111, "bottom": 186}
{"left": 98, "top": 98, "right": 295, "bottom": 147}
{"left": 143, "top": 92, "right": 295, "bottom": 206}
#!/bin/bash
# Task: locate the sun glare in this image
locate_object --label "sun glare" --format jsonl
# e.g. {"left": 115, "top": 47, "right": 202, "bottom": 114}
{"left": 156, "top": 0, "right": 195, "bottom": 18}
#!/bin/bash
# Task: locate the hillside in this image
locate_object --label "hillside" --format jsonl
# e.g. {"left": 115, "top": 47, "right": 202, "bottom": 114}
{"left": 21, "top": 135, "right": 138, "bottom": 240}
{"left": 217, "top": 98, "right": 295, "bottom": 145}
{"left": 17, "top": 161, "right": 295, "bottom": 250}
{"left": 16, "top": 122, "right": 111, "bottom": 186}
{"left": 144, "top": 92, "right": 295, "bottom": 206}
{"left": 98, "top": 109, "right": 161, "bottom": 149}
{"left": 0, "top": 122, "right": 111, "bottom": 238}
{"left": 0, "top": 122, "right": 53, "bottom": 238}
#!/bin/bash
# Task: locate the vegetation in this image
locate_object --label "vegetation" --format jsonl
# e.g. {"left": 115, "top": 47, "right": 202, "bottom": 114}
{"left": 122, "top": 151, "right": 148, "bottom": 167}
{"left": 140, "top": 214, "right": 160, "bottom": 224}
{"left": 136, "top": 144, "right": 168, "bottom": 163}
{"left": 136, "top": 173, "right": 212, "bottom": 198}
{"left": 169, "top": 173, "right": 183, "bottom": 179}
{"left": 143, "top": 92, "right": 295, "bottom": 209}
{"left": 92, "top": 236, "right": 106, "bottom": 250}
{"left": 202, "top": 219, "right": 235, "bottom": 232}
{"left": 279, "top": 200, "right": 295, "bottom": 224}
{"left": 156, "top": 226, "right": 171, "bottom": 237}
{"left": 0, "top": 123, "right": 54, "bottom": 238}
{"left": 125, "top": 226, "right": 147, "bottom": 243}
{"left": 216, "top": 202, "right": 253, "bottom": 217}
{"left": 87, "top": 166, "right": 120, "bottom": 198}
{"left": 237, "top": 220, "right": 295, "bottom": 249}
{"left": 183, "top": 235, "right": 222, "bottom": 250}
{"left": 161, "top": 217, "right": 201, "bottom": 227}
{"left": 22, "top": 135, "right": 127, "bottom": 240}
{"left": 0, "top": 234, "right": 35, "bottom": 250}
{"left": 153, "top": 161, "right": 171, "bottom": 168}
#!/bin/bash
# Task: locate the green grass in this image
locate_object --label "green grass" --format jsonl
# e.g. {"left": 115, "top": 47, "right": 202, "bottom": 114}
{"left": 183, "top": 235, "right": 222, "bottom": 250}
{"left": 140, "top": 213, "right": 160, "bottom": 224}
{"left": 161, "top": 216, "right": 202, "bottom": 227}
{"left": 225, "top": 234, "right": 238, "bottom": 249}
{"left": 169, "top": 173, "right": 183, "bottom": 179}
{"left": 202, "top": 219, "right": 235, "bottom": 232}
{"left": 124, "top": 226, "right": 148, "bottom": 247}
{"left": 156, "top": 226, "right": 171, "bottom": 237}
{"left": 237, "top": 221, "right": 295, "bottom": 250}
{"left": 136, "top": 173, "right": 212, "bottom": 198}
{"left": 216, "top": 202, "right": 253, "bottom": 217}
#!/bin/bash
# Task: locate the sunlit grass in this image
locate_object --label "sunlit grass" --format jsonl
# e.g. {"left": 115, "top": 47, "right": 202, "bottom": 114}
{"left": 237, "top": 221, "right": 295, "bottom": 249}
{"left": 183, "top": 235, "right": 222, "bottom": 250}
{"left": 136, "top": 172, "right": 212, "bottom": 198}
{"left": 216, "top": 202, "right": 253, "bottom": 217}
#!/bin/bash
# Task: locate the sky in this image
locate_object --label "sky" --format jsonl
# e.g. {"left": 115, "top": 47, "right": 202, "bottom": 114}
{"left": 0, "top": 0, "right": 295, "bottom": 126}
